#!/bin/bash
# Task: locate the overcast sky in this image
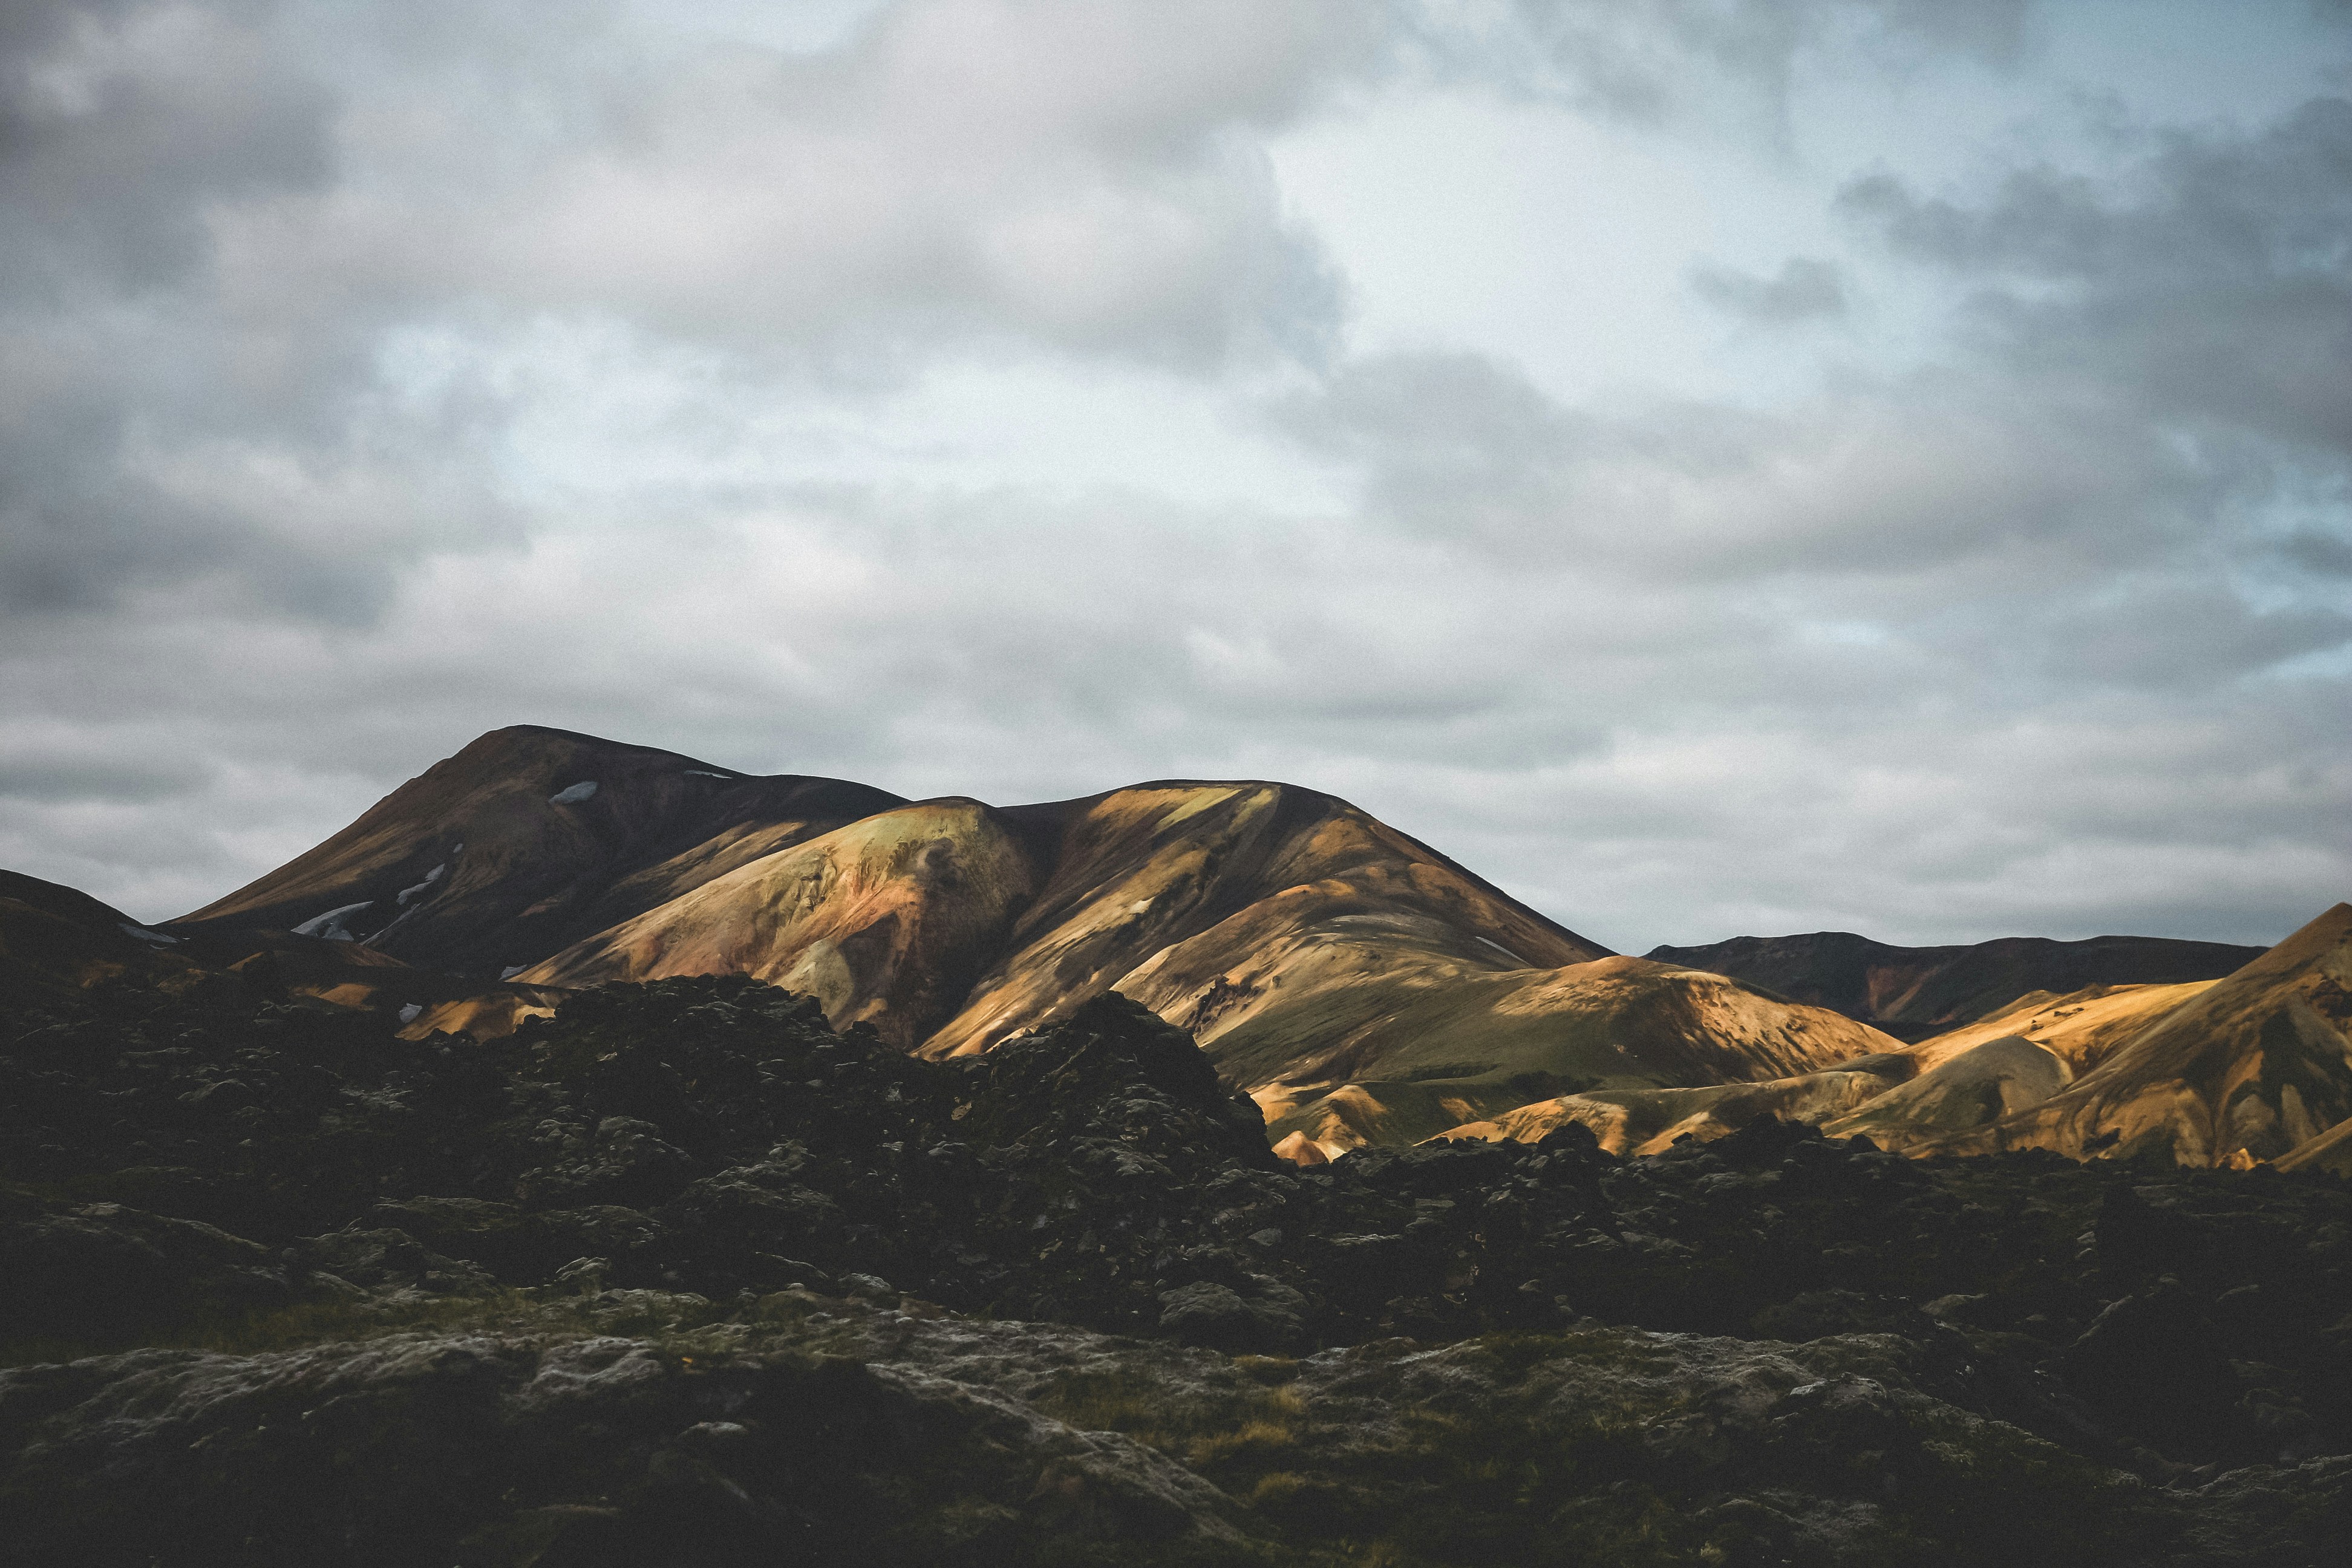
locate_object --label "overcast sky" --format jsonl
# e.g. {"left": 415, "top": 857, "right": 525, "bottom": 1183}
{"left": 4, "top": 0, "right": 2349, "bottom": 950}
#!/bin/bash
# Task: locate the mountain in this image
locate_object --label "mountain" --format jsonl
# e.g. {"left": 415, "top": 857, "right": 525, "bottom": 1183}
{"left": 1431, "top": 1057, "right": 1914, "bottom": 1155}
{"left": 173, "top": 725, "right": 906, "bottom": 979}
{"left": 1910, "top": 903, "right": 2352, "bottom": 1166}
{"left": 1, "top": 867, "right": 507, "bottom": 1019}
{"left": 528, "top": 777, "right": 1619, "bottom": 1063}
{"left": 1887, "top": 979, "right": 2222, "bottom": 1077}
{"left": 1647, "top": 929, "right": 2264, "bottom": 1040}
{"left": 1249, "top": 955, "right": 1900, "bottom": 1155}
{"left": 177, "top": 733, "right": 1910, "bottom": 1142}
{"left": 150, "top": 724, "right": 2322, "bottom": 1164}
{"left": 2, "top": 870, "right": 215, "bottom": 1002}
{"left": 1440, "top": 907, "right": 2349, "bottom": 1167}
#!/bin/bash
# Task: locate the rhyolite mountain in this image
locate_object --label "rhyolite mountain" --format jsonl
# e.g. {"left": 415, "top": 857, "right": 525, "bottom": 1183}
{"left": 1442, "top": 913, "right": 2352, "bottom": 1172}
{"left": 1648, "top": 929, "right": 2264, "bottom": 1041}
{"left": 1912, "top": 903, "right": 2352, "bottom": 1165}
{"left": 176, "top": 726, "right": 907, "bottom": 979}
{"left": 142, "top": 724, "right": 2336, "bottom": 1168}
{"left": 13, "top": 729, "right": 2352, "bottom": 1564}
{"left": 165, "top": 726, "right": 1901, "bottom": 1150}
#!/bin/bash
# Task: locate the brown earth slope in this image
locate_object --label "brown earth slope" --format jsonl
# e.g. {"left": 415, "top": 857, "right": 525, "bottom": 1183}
{"left": 1648, "top": 930, "right": 2263, "bottom": 1040}
{"left": 1251, "top": 957, "right": 1903, "bottom": 1156}
{"left": 527, "top": 779, "right": 1619, "bottom": 1067}
{"left": 1909, "top": 904, "right": 2352, "bottom": 1166}
{"left": 932, "top": 782, "right": 1606, "bottom": 1058}
{"left": 172, "top": 725, "right": 904, "bottom": 979}
{"left": 471, "top": 773, "right": 1901, "bottom": 1145}
{"left": 1892, "top": 981, "right": 2221, "bottom": 1077}
{"left": 1428, "top": 978, "right": 2243, "bottom": 1158}
{"left": 522, "top": 798, "right": 1040, "bottom": 1050}
{"left": 159, "top": 725, "right": 2321, "bottom": 1166}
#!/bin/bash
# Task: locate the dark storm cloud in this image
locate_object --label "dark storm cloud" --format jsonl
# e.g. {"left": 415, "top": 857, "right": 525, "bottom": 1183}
{"left": 2285, "top": 529, "right": 2352, "bottom": 577}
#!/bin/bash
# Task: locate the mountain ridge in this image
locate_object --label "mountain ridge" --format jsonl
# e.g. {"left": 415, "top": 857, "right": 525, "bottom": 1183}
{"left": 1647, "top": 928, "right": 2266, "bottom": 1040}
{"left": 111, "top": 724, "right": 2334, "bottom": 1168}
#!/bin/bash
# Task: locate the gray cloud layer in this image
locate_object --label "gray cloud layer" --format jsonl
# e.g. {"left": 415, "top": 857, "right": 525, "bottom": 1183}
{"left": 2, "top": 0, "right": 2347, "bottom": 953}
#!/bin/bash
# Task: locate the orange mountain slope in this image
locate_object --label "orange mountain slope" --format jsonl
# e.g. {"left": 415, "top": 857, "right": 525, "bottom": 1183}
{"left": 146, "top": 725, "right": 2333, "bottom": 1165}
{"left": 1251, "top": 956, "right": 1901, "bottom": 1157}
{"left": 527, "top": 777, "right": 1613, "bottom": 1066}
{"left": 1403, "top": 973, "right": 2259, "bottom": 1159}
{"left": 1648, "top": 929, "right": 2261, "bottom": 1039}
{"left": 1907, "top": 904, "right": 2352, "bottom": 1166}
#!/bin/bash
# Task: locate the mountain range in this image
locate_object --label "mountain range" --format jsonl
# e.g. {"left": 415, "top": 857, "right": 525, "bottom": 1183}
{"left": 11, "top": 722, "right": 2341, "bottom": 1171}
{"left": 14, "top": 722, "right": 2352, "bottom": 1564}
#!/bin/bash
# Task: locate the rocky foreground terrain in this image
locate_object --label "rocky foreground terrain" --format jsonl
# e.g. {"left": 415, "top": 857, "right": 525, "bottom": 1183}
{"left": 8, "top": 974, "right": 2352, "bottom": 1566}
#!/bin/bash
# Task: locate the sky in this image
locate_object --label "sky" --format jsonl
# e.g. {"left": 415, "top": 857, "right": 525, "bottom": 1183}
{"left": 4, "top": 0, "right": 2350, "bottom": 952}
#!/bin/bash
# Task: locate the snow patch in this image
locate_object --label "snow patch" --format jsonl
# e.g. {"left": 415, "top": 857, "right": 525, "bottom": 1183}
{"left": 501, "top": 964, "right": 528, "bottom": 980}
{"left": 684, "top": 770, "right": 733, "bottom": 779}
{"left": 549, "top": 780, "right": 599, "bottom": 805}
{"left": 395, "top": 863, "right": 446, "bottom": 905}
{"left": 397, "top": 1002, "right": 424, "bottom": 1025}
{"left": 118, "top": 922, "right": 181, "bottom": 945}
{"left": 293, "top": 902, "right": 374, "bottom": 941}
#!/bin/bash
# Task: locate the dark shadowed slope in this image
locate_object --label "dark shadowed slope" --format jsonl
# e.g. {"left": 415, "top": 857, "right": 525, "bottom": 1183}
{"left": 2, "top": 870, "right": 215, "bottom": 1002}
{"left": 172, "top": 725, "right": 906, "bottom": 979}
{"left": 1647, "top": 930, "right": 2265, "bottom": 1040}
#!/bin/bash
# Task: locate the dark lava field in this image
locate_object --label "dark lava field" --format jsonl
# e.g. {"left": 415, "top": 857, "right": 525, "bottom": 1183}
{"left": 7, "top": 975, "right": 2352, "bottom": 1566}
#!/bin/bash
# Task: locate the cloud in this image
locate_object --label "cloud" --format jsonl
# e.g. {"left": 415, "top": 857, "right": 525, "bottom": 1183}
{"left": 1689, "top": 256, "right": 1847, "bottom": 322}
{"left": 1, "top": 0, "right": 2347, "bottom": 960}
{"left": 0, "top": 0, "right": 1375, "bottom": 627}
{"left": 1284, "top": 350, "right": 2224, "bottom": 592}
{"left": 1838, "top": 95, "right": 2352, "bottom": 455}
{"left": 269, "top": 0, "right": 1373, "bottom": 371}
{"left": 1450, "top": 0, "right": 2031, "bottom": 123}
